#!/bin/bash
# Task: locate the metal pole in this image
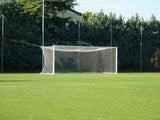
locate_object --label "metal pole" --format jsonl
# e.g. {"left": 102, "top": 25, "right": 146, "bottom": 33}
{"left": 42, "top": 0, "right": 44, "bottom": 69}
{"left": 1, "top": 14, "right": 4, "bottom": 73}
{"left": 77, "top": 21, "right": 81, "bottom": 71}
{"left": 110, "top": 18, "right": 113, "bottom": 46}
{"left": 140, "top": 24, "right": 143, "bottom": 71}
{"left": 78, "top": 21, "right": 80, "bottom": 45}
{"left": 110, "top": 15, "right": 113, "bottom": 72}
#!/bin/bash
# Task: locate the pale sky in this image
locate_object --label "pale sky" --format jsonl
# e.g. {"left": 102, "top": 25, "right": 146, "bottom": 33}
{"left": 74, "top": 0, "right": 160, "bottom": 21}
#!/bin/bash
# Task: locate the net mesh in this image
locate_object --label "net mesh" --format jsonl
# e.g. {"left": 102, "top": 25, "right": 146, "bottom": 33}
{"left": 41, "top": 45, "right": 117, "bottom": 74}
{"left": 41, "top": 46, "right": 54, "bottom": 74}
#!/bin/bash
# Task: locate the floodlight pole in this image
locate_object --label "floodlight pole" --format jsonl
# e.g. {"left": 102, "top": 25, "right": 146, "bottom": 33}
{"left": 42, "top": 0, "right": 44, "bottom": 69}
{"left": 1, "top": 14, "right": 4, "bottom": 73}
{"left": 140, "top": 23, "right": 143, "bottom": 71}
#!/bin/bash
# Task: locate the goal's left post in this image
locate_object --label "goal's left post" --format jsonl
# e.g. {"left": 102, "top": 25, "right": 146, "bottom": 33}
{"left": 40, "top": 46, "right": 55, "bottom": 74}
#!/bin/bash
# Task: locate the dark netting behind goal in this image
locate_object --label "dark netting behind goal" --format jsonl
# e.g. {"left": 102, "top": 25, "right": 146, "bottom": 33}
{"left": 41, "top": 45, "right": 117, "bottom": 74}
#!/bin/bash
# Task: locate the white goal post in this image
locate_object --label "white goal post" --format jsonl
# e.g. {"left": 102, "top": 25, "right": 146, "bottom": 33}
{"left": 40, "top": 45, "right": 118, "bottom": 74}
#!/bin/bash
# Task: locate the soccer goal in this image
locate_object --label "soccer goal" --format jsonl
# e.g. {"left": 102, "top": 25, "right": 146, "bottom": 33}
{"left": 40, "top": 45, "right": 118, "bottom": 74}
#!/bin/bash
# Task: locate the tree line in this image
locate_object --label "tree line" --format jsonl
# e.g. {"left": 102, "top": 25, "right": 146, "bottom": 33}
{"left": 0, "top": 1, "right": 160, "bottom": 72}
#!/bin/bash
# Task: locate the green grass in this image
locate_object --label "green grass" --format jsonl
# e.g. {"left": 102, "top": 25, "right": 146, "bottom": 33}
{"left": 0, "top": 73, "right": 160, "bottom": 120}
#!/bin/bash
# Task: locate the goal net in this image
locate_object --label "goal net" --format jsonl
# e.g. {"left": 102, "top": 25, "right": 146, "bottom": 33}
{"left": 40, "top": 45, "right": 118, "bottom": 74}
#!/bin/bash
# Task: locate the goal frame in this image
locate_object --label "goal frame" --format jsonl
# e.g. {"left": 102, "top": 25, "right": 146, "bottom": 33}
{"left": 41, "top": 45, "right": 118, "bottom": 74}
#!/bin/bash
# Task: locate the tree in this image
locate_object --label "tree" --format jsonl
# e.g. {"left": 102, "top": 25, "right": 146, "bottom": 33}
{"left": 1, "top": 5, "right": 160, "bottom": 72}
{"left": 0, "top": 2, "right": 42, "bottom": 71}
{"left": 82, "top": 11, "right": 92, "bottom": 22}
{"left": 19, "top": 0, "right": 77, "bottom": 17}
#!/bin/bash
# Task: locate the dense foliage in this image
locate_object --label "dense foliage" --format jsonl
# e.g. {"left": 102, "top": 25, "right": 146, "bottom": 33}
{"left": 0, "top": 1, "right": 160, "bottom": 72}
{"left": 59, "top": 11, "right": 160, "bottom": 71}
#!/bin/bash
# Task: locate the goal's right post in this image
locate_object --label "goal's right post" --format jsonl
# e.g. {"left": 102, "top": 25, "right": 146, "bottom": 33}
{"left": 110, "top": 47, "right": 118, "bottom": 74}
{"left": 115, "top": 47, "right": 118, "bottom": 74}
{"left": 53, "top": 45, "right": 55, "bottom": 74}
{"left": 101, "top": 47, "right": 117, "bottom": 74}
{"left": 111, "top": 47, "right": 118, "bottom": 74}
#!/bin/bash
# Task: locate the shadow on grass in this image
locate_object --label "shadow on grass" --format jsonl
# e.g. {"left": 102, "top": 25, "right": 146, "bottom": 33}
{"left": 0, "top": 72, "right": 40, "bottom": 74}
{"left": 0, "top": 80, "right": 34, "bottom": 82}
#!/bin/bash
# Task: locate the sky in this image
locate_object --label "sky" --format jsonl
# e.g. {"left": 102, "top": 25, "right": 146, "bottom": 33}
{"left": 74, "top": 0, "right": 160, "bottom": 21}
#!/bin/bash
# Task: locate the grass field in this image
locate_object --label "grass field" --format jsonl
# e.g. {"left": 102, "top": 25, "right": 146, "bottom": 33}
{"left": 0, "top": 73, "right": 160, "bottom": 120}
